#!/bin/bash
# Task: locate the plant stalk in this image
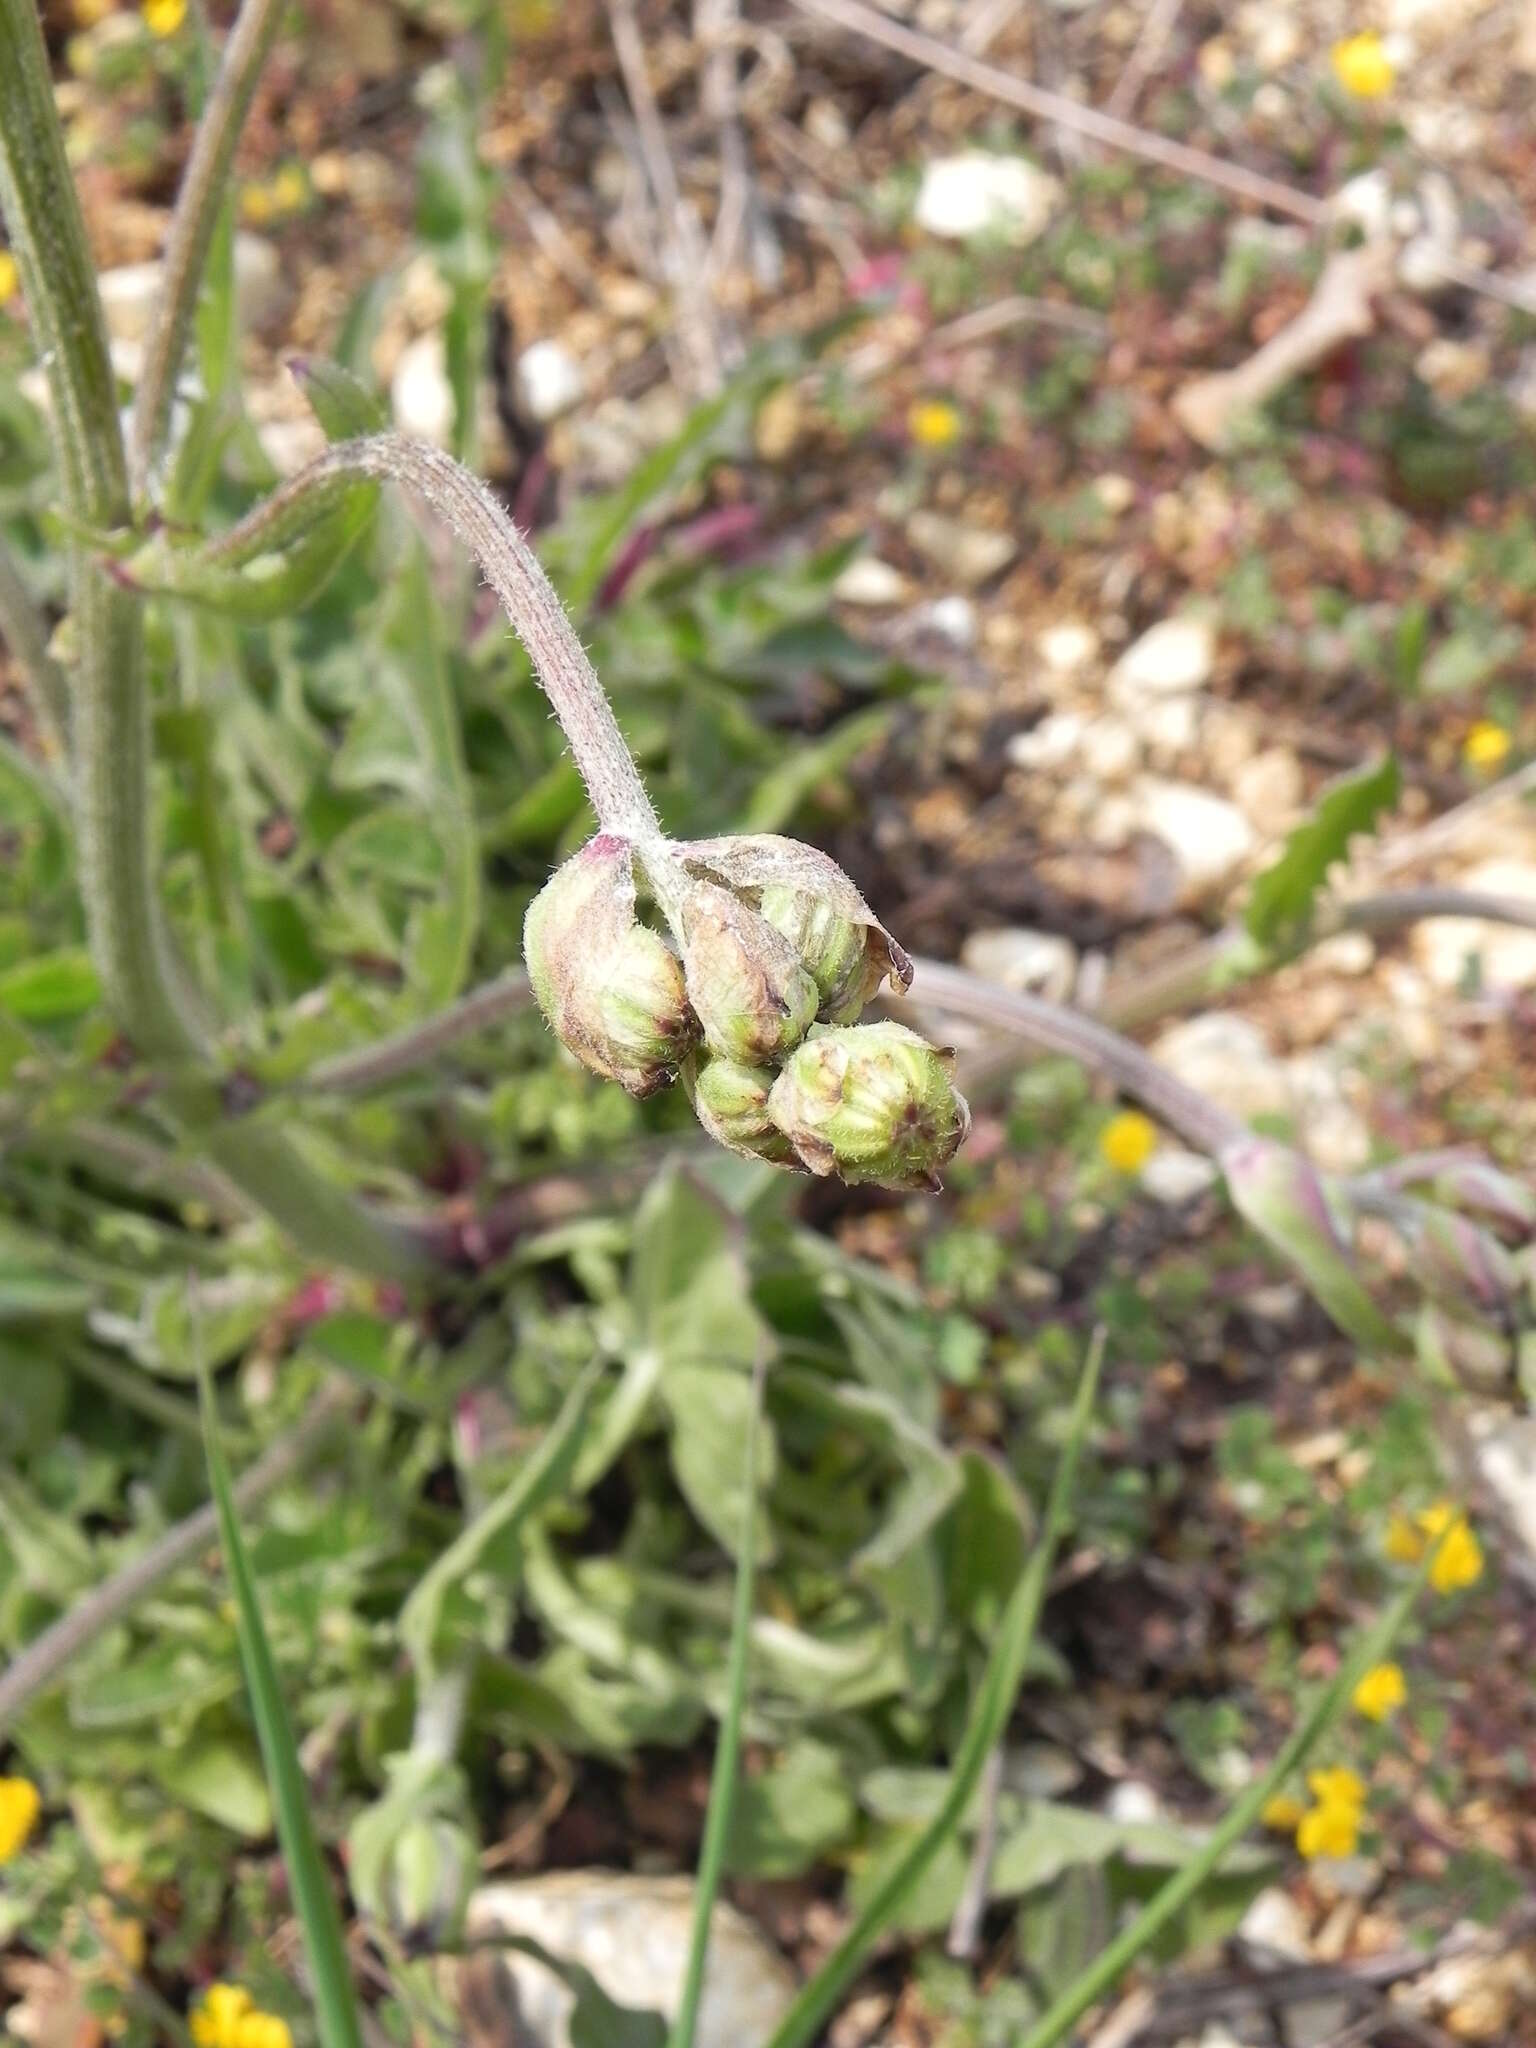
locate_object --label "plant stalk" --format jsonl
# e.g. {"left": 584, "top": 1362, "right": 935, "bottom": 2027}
{"left": 0, "top": 538, "right": 71, "bottom": 758}
{"left": 127, "top": 0, "right": 287, "bottom": 496}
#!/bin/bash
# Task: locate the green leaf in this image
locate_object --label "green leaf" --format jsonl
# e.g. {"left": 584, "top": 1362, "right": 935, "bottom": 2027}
{"left": 0, "top": 947, "right": 99, "bottom": 1022}
{"left": 1245, "top": 754, "right": 1400, "bottom": 948}
{"left": 400, "top": 1363, "right": 602, "bottom": 1678}
{"left": 200, "top": 1379, "right": 365, "bottom": 2048}
{"left": 154, "top": 1736, "right": 273, "bottom": 1837}
{"left": 725, "top": 1738, "right": 857, "bottom": 1880}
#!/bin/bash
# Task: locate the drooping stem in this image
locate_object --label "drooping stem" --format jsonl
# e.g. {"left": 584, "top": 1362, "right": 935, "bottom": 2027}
{"left": 256, "top": 431, "right": 663, "bottom": 841}
{"left": 127, "top": 0, "right": 287, "bottom": 496}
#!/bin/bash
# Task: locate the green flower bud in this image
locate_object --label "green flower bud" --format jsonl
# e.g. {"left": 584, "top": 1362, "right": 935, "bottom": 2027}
{"left": 380, "top": 1815, "right": 477, "bottom": 1952}
{"left": 524, "top": 835, "right": 696, "bottom": 1098}
{"left": 678, "top": 833, "right": 912, "bottom": 1027}
{"left": 679, "top": 881, "right": 818, "bottom": 1063}
{"left": 690, "top": 1056, "right": 797, "bottom": 1164}
{"left": 766, "top": 1021, "right": 971, "bottom": 1190}
{"left": 758, "top": 884, "right": 884, "bottom": 1025}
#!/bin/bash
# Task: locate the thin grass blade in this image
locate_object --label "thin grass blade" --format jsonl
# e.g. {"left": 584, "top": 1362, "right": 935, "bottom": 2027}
{"left": 199, "top": 1373, "right": 365, "bottom": 2048}
{"left": 667, "top": 1349, "right": 768, "bottom": 2048}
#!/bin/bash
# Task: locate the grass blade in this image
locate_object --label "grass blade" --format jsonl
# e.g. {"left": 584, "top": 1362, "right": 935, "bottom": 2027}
{"left": 1015, "top": 1540, "right": 1443, "bottom": 2048}
{"left": 199, "top": 1374, "right": 365, "bottom": 2048}
{"left": 667, "top": 1350, "right": 768, "bottom": 2048}
{"left": 762, "top": 1327, "right": 1107, "bottom": 2048}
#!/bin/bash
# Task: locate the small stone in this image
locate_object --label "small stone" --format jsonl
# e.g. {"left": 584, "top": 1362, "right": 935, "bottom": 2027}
{"left": 833, "top": 556, "right": 911, "bottom": 606}
{"left": 1415, "top": 338, "right": 1490, "bottom": 404}
{"left": 390, "top": 330, "right": 454, "bottom": 446}
{"left": 1130, "top": 778, "right": 1256, "bottom": 902}
{"left": 906, "top": 510, "right": 1016, "bottom": 586}
{"left": 1094, "top": 472, "right": 1135, "bottom": 515}
{"left": 1104, "top": 1781, "right": 1161, "bottom": 1824}
{"left": 1412, "top": 860, "right": 1536, "bottom": 991}
{"left": 1203, "top": 704, "right": 1260, "bottom": 780}
{"left": 1007, "top": 711, "right": 1086, "bottom": 771}
{"left": 1133, "top": 695, "right": 1202, "bottom": 761}
{"left": 960, "top": 926, "right": 1077, "bottom": 1001}
{"left": 1141, "top": 1148, "right": 1219, "bottom": 1206}
{"left": 1311, "top": 931, "right": 1376, "bottom": 977}
{"left": 1037, "top": 620, "right": 1100, "bottom": 673}
{"left": 919, "top": 594, "right": 979, "bottom": 647}
{"left": 1470, "top": 1413, "right": 1536, "bottom": 1561}
{"left": 98, "top": 234, "right": 284, "bottom": 346}
{"left": 462, "top": 1873, "right": 796, "bottom": 2048}
{"left": 1153, "top": 1012, "right": 1290, "bottom": 1123}
{"left": 1080, "top": 717, "right": 1140, "bottom": 784}
{"left": 1234, "top": 747, "right": 1304, "bottom": 827}
{"left": 1108, "top": 617, "right": 1216, "bottom": 705}
{"left": 516, "top": 339, "right": 584, "bottom": 423}
{"left": 913, "top": 151, "right": 1060, "bottom": 244}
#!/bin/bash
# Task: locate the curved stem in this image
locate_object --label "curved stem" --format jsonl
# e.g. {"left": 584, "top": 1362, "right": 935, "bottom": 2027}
{"left": 255, "top": 433, "right": 662, "bottom": 840}
{"left": 127, "top": 0, "right": 287, "bottom": 496}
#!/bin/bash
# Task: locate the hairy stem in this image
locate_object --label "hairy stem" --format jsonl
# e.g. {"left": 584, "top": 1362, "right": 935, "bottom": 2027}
{"left": 0, "top": 1, "right": 427, "bottom": 1278}
{"left": 127, "top": 0, "right": 287, "bottom": 496}
{"left": 262, "top": 433, "right": 662, "bottom": 839}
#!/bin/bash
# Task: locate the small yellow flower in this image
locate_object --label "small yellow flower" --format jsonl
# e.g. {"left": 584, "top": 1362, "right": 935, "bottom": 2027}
{"left": 1331, "top": 31, "right": 1395, "bottom": 99}
{"left": 1463, "top": 721, "right": 1511, "bottom": 771}
{"left": 1352, "top": 1661, "right": 1406, "bottom": 1722}
{"left": 1385, "top": 1511, "right": 1423, "bottom": 1564}
{"left": 1297, "top": 1799, "right": 1361, "bottom": 1859}
{"left": 239, "top": 183, "right": 275, "bottom": 225}
{"left": 907, "top": 399, "right": 963, "bottom": 448}
{"left": 0, "top": 1777, "right": 40, "bottom": 1862}
{"left": 234, "top": 2017, "right": 293, "bottom": 2048}
{"left": 1099, "top": 1109, "right": 1158, "bottom": 1175}
{"left": 192, "top": 1985, "right": 252, "bottom": 2048}
{"left": 141, "top": 0, "right": 186, "bottom": 33}
{"left": 1261, "top": 1793, "right": 1306, "bottom": 1830}
{"left": 270, "top": 163, "right": 307, "bottom": 214}
{"left": 1306, "top": 1765, "right": 1365, "bottom": 1810}
{"left": 1423, "top": 1511, "right": 1483, "bottom": 1593}
{"left": 0, "top": 252, "right": 17, "bottom": 303}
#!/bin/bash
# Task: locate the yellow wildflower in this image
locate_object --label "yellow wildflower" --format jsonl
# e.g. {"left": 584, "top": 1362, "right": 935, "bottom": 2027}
{"left": 192, "top": 1985, "right": 252, "bottom": 2048}
{"left": 1331, "top": 31, "right": 1394, "bottom": 99}
{"left": 235, "top": 2017, "right": 293, "bottom": 2048}
{"left": 907, "top": 399, "right": 963, "bottom": 448}
{"left": 1261, "top": 1793, "right": 1306, "bottom": 1831}
{"left": 239, "top": 184, "right": 275, "bottom": 225}
{"left": 0, "top": 252, "right": 16, "bottom": 304}
{"left": 1463, "top": 721, "right": 1511, "bottom": 771}
{"left": 270, "top": 163, "right": 307, "bottom": 214}
{"left": 141, "top": 0, "right": 186, "bottom": 31}
{"left": 1100, "top": 1109, "right": 1158, "bottom": 1175}
{"left": 1306, "top": 1765, "right": 1366, "bottom": 1810}
{"left": 1385, "top": 1511, "right": 1423, "bottom": 1563}
{"left": 0, "top": 1777, "right": 40, "bottom": 1861}
{"left": 1352, "top": 1661, "right": 1406, "bottom": 1722}
{"left": 1297, "top": 1799, "right": 1361, "bottom": 1859}
{"left": 1422, "top": 1509, "right": 1483, "bottom": 1593}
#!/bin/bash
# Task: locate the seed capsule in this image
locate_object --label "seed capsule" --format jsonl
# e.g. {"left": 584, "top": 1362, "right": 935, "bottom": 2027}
{"left": 690, "top": 1056, "right": 797, "bottom": 1164}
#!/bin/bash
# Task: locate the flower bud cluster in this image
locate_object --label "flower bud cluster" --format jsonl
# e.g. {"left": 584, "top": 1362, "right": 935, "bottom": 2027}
{"left": 524, "top": 830, "right": 969, "bottom": 1190}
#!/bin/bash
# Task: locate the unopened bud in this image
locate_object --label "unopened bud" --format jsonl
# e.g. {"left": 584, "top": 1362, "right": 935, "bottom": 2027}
{"left": 679, "top": 833, "right": 912, "bottom": 1026}
{"left": 758, "top": 885, "right": 883, "bottom": 1025}
{"left": 1409, "top": 1205, "right": 1522, "bottom": 1318}
{"left": 524, "top": 835, "right": 696, "bottom": 1097}
{"left": 690, "top": 1056, "right": 797, "bottom": 1164}
{"left": 1416, "top": 1306, "right": 1513, "bottom": 1392}
{"left": 1221, "top": 1137, "right": 1402, "bottom": 1354}
{"left": 381, "top": 1816, "right": 477, "bottom": 1951}
{"left": 679, "top": 881, "right": 818, "bottom": 1063}
{"left": 767, "top": 1021, "right": 970, "bottom": 1190}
